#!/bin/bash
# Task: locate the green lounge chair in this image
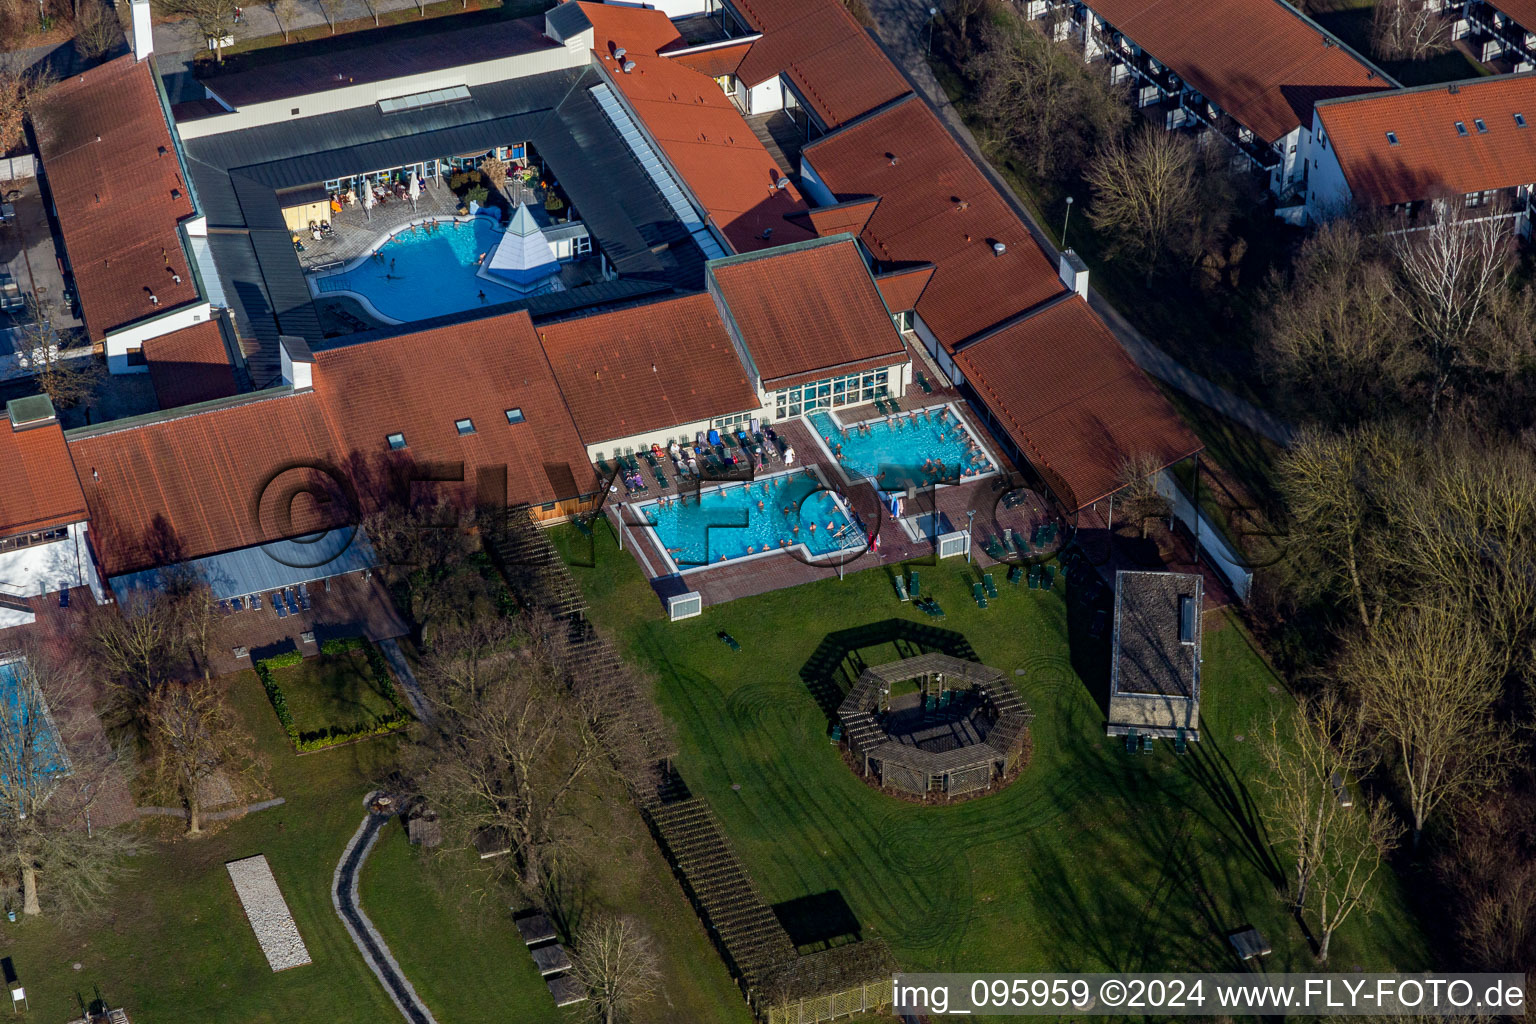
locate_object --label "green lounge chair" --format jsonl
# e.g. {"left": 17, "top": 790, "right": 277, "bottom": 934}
{"left": 984, "top": 536, "right": 1006, "bottom": 560}
{"left": 972, "top": 582, "right": 988, "bottom": 609}
{"left": 1124, "top": 729, "right": 1138, "bottom": 754}
{"left": 718, "top": 630, "right": 741, "bottom": 652}
{"left": 894, "top": 574, "right": 910, "bottom": 602}
{"left": 908, "top": 572, "right": 920, "bottom": 598}
{"left": 924, "top": 694, "right": 936, "bottom": 710}
{"left": 1042, "top": 565, "right": 1055, "bottom": 590}
{"left": 926, "top": 598, "right": 945, "bottom": 619}
{"left": 655, "top": 467, "right": 670, "bottom": 489}
{"left": 830, "top": 723, "right": 844, "bottom": 743}
{"left": 1174, "top": 728, "right": 1188, "bottom": 755}
{"left": 983, "top": 573, "right": 998, "bottom": 598}
{"left": 597, "top": 456, "right": 614, "bottom": 477}
{"left": 915, "top": 370, "right": 934, "bottom": 394}
{"left": 1008, "top": 565, "right": 1024, "bottom": 586}
{"left": 1142, "top": 733, "right": 1155, "bottom": 754}
{"left": 1027, "top": 565, "right": 1040, "bottom": 589}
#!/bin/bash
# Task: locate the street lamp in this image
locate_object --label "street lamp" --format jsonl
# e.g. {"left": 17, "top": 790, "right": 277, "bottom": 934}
{"left": 926, "top": 6, "right": 938, "bottom": 55}
{"left": 966, "top": 509, "right": 976, "bottom": 563}
{"left": 1061, "top": 195, "right": 1074, "bottom": 248}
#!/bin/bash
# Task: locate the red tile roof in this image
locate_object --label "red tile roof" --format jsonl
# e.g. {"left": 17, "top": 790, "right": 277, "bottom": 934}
{"left": 955, "top": 297, "right": 1202, "bottom": 509}
{"left": 1316, "top": 73, "right": 1536, "bottom": 207}
{"left": 537, "top": 293, "right": 760, "bottom": 444}
{"left": 873, "top": 263, "right": 934, "bottom": 312}
{"left": 314, "top": 311, "right": 596, "bottom": 508}
{"left": 709, "top": 238, "right": 906, "bottom": 387}
{"left": 68, "top": 393, "right": 349, "bottom": 576}
{"left": 800, "top": 197, "right": 881, "bottom": 237}
{"left": 802, "top": 96, "right": 1065, "bottom": 348}
{"left": 143, "top": 321, "right": 238, "bottom": 410}
{"left": 666, "top": 40, "right": 757, "bottom": 79}
{"left": 729, "top": 0, "right": 911, "bottom": 129}
{"left": 31, "top": 56, "right": 201, "bottom": 342}
{"left": 603, "top": 52, "right": 817, "bottom": 252}
{"left": 1084, "top": 0, "right": 1392, "bottom": 144}
{"left": 0, "top": 421, "right": 87, "bottom": 536}
{"left": 1491, "top": 0, "right": 1536, "bottom": 30}
{"left": 574, "top": 0, "right": 683, "bottom": 58}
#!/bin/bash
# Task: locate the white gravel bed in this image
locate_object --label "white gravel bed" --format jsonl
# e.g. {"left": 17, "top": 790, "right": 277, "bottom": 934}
{"left": 226, "top": 854, "right": 313, "bottom": 971}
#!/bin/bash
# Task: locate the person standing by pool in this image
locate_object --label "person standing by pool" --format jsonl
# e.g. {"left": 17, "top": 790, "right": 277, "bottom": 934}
{"left": 478, "top": 290, "right": 486, "bottom": 303}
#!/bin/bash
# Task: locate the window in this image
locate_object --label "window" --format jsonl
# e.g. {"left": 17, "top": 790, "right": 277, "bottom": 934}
{"left": 1179, "top": 595, "right": 1196, "bottom": 643}
{"left": 387, "top": 432, "right": 407, "bottom": 450}
{"left": 1289, "top": 144, "right": 1297, "bottom": 154}
{"left": 291, "top": 107, "right": 300, "bottom": 116}
{"left": 1516, "top": 113, "right": 1528, "bottom": 127}
{"left": 893, "top": 310, "right": 914, "bottom": 332}
{"left": 1455, "top": 121, "right": 1469, "bottom": 136}
{"left": 126, "top": 347, "right": 146, "bottom": 367}
{"left": 573, "top": 234, "right": 592, "bottom": 257}
{"left": 0, "top": 528, "right": 68, "bottom": 553}
{"left": 505, "top": 408, "right": 525, "bottom": 424}
{"left": 455, "top": 418, "right": 475, "bottom": 435}
{"left": 1386, "top": 131, "right": 1400, "bottom": 146}
{"left": 1475, "top": 118, "right": 1489, "bottom": 134}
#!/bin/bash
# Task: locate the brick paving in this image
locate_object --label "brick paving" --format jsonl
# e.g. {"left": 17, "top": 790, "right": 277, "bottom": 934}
{"left": 206, "top": 572, "right": 410, "bottom": 677}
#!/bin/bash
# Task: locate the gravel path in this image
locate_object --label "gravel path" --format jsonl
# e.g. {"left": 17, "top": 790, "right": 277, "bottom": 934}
{"left": 378, "top": 638, "right": 432, "bottom": 724}
{"left": 333, "top": 796, "right": 438, "bottom": 1024}
{"left": 227, "top": 854, "right": 313, "bottom": 971}
{"left": 137, "top": 797, "right": 287, "bottom": 821}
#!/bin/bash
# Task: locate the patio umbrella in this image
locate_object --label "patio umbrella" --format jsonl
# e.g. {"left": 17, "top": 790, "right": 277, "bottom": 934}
{"left": 363, "top": 181, "right": 374, "bottom": 221}
{"left": 408, "top": 174, "right": 420, "bottom": 212}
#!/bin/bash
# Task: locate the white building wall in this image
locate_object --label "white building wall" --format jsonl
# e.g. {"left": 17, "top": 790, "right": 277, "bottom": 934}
{"left": 798, "top": 156, "right": 836, "bottom": 206}
{"left": 177, "top": 39, "right": 592, "bottom": 138}
{"left": 588, "top": 412, "right": 756, "bottom": 464}
{"left": 911, "top": 313, "right": 962, "bottom": 388}
{"left": 1304, "top": 110, "right": 1354, "bottom": 222}
{"left": 744, "top": 75, "right": 785, "bottom": 115}
{"left": 0, "top": 522, "right": 91, "bottom": 599}
{"left": 103, "top": 300, "right": 213, "bottom": 374}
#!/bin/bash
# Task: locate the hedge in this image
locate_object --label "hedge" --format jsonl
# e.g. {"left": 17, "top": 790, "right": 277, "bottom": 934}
{"left": 256, "top": 638, "right": 411, "bottom": 753}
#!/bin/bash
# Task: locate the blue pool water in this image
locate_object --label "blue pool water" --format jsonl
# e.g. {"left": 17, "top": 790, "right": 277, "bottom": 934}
{"left": 810, "top": 406, "right": 994, "bottom": 489}
{"left": 312, "top": 216, "right": 541, "bottom": 323}
{"left": 0, "top": 658, "right": 67, "bottom": 790}
{"left": 644, "top": 470, "right": 861, "bottom": 569}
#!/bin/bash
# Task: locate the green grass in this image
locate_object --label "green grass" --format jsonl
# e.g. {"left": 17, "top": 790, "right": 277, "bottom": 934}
{"left": 273, "top": 648, "right": 398, "bottom": 736}
{"left": 2, "top": 665, "right": 749, "bottom": 1023}
{"left": 554, "top": 523, "right": 1429, "bottom": 1000}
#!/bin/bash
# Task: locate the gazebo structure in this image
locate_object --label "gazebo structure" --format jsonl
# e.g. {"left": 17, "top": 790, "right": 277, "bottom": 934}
{"left": 837, "top": 653, "right": 1032, "bottom": 800}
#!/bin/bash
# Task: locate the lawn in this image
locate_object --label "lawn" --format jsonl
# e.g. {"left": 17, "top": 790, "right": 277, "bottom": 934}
{"left": 1, "top": 666, "right": 748, "bottom": 1023}
{"left": 273, "top": 647, "right": 399, "bottom": 737}
{"left": 554, "top": 522, "right": 1429, "bottom": 1000}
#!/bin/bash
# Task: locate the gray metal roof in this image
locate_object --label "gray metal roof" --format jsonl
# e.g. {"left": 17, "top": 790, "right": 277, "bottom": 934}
{"left": 109, "top": 528, "right": 377, "bottom": 603}
{"left": 544, "top": 0, "right": 591, "bottom": 41}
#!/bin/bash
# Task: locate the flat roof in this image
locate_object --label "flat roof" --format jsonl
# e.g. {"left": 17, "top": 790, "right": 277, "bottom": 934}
{"left": 1111, "top": 570, "right": 1202, "bottom": 699}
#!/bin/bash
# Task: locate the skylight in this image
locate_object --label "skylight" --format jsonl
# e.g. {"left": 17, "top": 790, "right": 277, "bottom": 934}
{"left": 455, "top": 418, "right": 475, "bottom": 436}
{"left": 1386, "top": 131, "right": 1400, "bottom": 146}
{"left": 505, "top": 408, "right": 526, "bottom": 424}
{"left": 1475, "top": 118, "right": 1489, "bottom": 133}
{"left": 387, "top": 432, "right": 407, "bottom": 450}
{"left": 378, "top": 85, "right": 471, "bottom": 115}
{"left": 1455, "top": 121, "right": 1469, "bottom": 136}
{"left": 1517, "top": 113, "right": 1528, "bottom": 127}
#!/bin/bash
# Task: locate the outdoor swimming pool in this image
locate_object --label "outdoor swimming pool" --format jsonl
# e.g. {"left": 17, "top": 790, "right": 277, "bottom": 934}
{"left": 0, "top": 657, "right": 68, "bottom": 789}
{"left": 810, "top": 404, "right": 996, "bottom": 489}
{"left": 309, "top": 215, "right": 553, "bottom": 324}
{"left": 641, "top": 469, "right": 863, "bottom": 572}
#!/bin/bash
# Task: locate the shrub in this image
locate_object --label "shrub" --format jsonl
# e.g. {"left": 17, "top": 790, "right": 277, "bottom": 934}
{"left": 544, "top": 192, "right": 565, "bottom": 213}
{"left": 465, "top": 185, "right": 489, "bottom": 205}
{"left": 257, "top": 638, "right": 411, "bottom": 753}
{"left": 260, "top": 649, "right": 304, "bottom": 670}
{"left": 320, "top": 636, "right": 365, "bottom": 656}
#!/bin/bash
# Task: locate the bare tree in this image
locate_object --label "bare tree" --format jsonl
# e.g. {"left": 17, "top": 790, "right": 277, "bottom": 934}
{"left": 1339, "top": 603, "right": 1512, "bottom": 849}
{"left": 1113, "top": 451, "right": 1170, "bottom": 539}
{"left": 165, "top": 0, "right": 238, "bottom": 60}
{"left": 74, "top": 0, "right": 123, "bottom": 60}
{"left": 1087, "top": 129, "right": 1201, "bottom": 279}
{"left": 1388, "top": 201, "right": 1513, "bottom": 418}
{"left": 942, "top": 0, "right": 985, "bottom": 44}
{"left": 0, "top": 645, "right": 137, "bottom": 918}
{"left": 316, "top": 0, "right": 342, "bottom": 32}
{"left": 17, "top": 296, "right": 105, "bottom": 411}
{"left": 411, "top": 614, "right": 619, "bottom": 897}
{"left": 0, "top": 64, "right": 53, "bottom": 156}
{"left": 144, "top": 678, "right": 259, "bottom": 834}
{"left": 86, "top": 594, "right": 183, "bottom": 705}
{"left": 966, "top": 16, "right": 1127, "bottom": 180}
{"left": 1274, "top": 426, "right": 1403, "bottom": 632}
{"left": 270, "top": 0, "right": 298, "bottom": 39}
{"left": 1263, "top": 221, "right": 1421, "bottom": 424}
{"left": 1438, "top": 783, "right": 1536, "bottom": 970}
{"left": 569, "top": 914, "right": 661, "bottom": 1024}
{"left": 1372, "top": 0, "right": 1452, "bottom": 61}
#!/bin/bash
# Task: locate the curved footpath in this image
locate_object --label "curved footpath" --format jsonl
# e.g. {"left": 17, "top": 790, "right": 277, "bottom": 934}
{"left": 333, "top": 795, "right": 438, "bottom": 1024}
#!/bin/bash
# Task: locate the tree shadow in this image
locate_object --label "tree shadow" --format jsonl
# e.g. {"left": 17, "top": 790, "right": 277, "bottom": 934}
{"left": 771, "top": 890, "right": 862, "bottom": 952}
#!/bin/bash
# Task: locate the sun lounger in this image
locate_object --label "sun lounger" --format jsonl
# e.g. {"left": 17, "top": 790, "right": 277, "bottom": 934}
{"left": 1008, "top": 565, "right": 1023, "bottom": 586}
{"left": 908, "top": 571, "right": 919, "bottom": 598}
{"left": 1124, "top": 729, "right": 1138, "bottom": 754}
{"left": 1027, "top": 565, "right": 1040, "bottom": 589}
{"left": 1174, "top": 728, "right": 1188, "bottom": 755}
{"left": 597, "top": 456, "right": 613, "bottom": 477}
{"left": 284, "top": 588, "right": 300, "bottom": 615}
{"left": 972, "top": 582, "right": 988, "bottom": 609}
{"left": 718, "top": 630, "right": 741, "bottom": 652}
{"left": 642, "top": 450, "right": 659, "bottom": 469}
{"left": 830, "top": 723, "right": 843, "bottom": 743}
{"left": 915, "top": 370, "right": 934, "bottom": 394}
{"left": 1142, "top": 733, "right": 1155, "bottom": 754}
{"left": 925, "top": 598, "right": 945, "bottom": 619}
{"left": 983, "top": 573, "right": 998, "bottom": 598}
{"left": 1043, "top": 565, "right": 1055, "bottom": 590}
{"left": 895, "top": 574, "right": 910, "bottom": 602}
{"left": 273, "top": 593, "right": 288, "bottom": 618}
{"left": 655, "top": 467, "right": 670, "bottom": 489}
{"left": 984, "top": 536, "right": 1007, "bottom": 560}
{"left": 298, "top": 583, "right": 311, "bottom": 610}
{"left": 249, "top": 593, "right": 262, "bottom": 611}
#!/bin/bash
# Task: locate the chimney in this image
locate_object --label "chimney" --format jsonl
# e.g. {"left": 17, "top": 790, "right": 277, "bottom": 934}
{"left": 1058, "top": 248, "right": 1089, "bottom": 299}
{"left": 6, "top": 395, "right": 57, "bottom": 433}
{"left": 131, "top": 0, "right": 153, "bottom": 61}
{"left": 279, "top": 334, "right": 315, "bottom": 391}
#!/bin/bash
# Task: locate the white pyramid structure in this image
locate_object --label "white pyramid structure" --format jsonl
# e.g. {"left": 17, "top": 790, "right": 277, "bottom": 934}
{"left": 484, "top": 203, "right": 559, "bottom": 291}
